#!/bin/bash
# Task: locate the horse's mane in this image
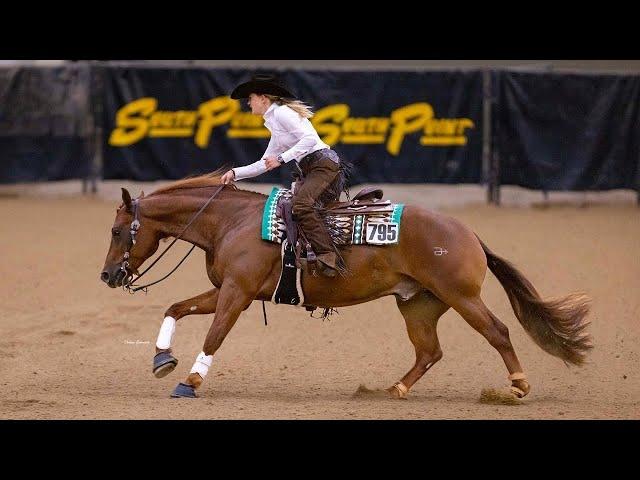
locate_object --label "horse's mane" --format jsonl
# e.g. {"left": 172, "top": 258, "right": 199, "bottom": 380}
{"left": 149, "top": 168, "right": 266, "bottom": 198}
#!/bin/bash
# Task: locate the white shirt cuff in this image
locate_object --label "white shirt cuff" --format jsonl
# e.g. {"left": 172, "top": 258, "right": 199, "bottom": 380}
{"left": 279, "top": 150, "right": 297, "bottom": 163}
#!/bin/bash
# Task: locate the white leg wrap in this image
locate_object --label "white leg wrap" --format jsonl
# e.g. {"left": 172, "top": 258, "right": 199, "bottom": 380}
{"left": 190, "top": 351, "right": 213, "bottom": 378}
{"left": 156, "top": 316, "right": 176, "bottom": 350}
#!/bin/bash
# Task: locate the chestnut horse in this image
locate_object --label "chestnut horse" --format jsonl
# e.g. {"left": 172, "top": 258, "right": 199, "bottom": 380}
{"left": 100, "top": 173, "right": 592, "bottom": 399}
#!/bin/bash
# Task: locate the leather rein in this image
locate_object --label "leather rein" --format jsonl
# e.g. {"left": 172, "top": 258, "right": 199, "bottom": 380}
{"left": 120, "top": 184, "right": 226, "bottom": 294}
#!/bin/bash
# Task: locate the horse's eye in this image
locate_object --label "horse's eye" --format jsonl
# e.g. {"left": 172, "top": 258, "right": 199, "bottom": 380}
{"left": 112, "top": 229, "right": 121, "bottom": 236}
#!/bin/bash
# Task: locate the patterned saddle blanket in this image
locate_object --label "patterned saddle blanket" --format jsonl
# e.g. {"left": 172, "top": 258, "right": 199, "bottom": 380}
{"left": 261, "top": 187, "right": 405, "bottom": 246}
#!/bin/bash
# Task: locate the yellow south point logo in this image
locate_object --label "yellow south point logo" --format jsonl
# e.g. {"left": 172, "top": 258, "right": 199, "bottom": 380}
{"left": 109, "top": 97, "right": 475, "bottom": 155}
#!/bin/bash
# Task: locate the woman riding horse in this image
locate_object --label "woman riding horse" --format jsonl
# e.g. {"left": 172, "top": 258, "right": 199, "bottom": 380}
{"left": 220, "top": 74, "right": 345, "bottom": 278}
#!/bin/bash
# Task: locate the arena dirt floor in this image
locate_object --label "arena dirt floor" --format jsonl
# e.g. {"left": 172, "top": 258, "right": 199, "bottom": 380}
{"left": 1, "top": 181, "right": 638, "bottom": 419}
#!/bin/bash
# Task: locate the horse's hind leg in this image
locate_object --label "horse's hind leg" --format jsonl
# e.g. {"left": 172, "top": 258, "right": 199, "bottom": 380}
{"left": 152, "top": 288, "right": 219, "bottom": 378}
{"left": 387, "top": 291, "right": 449, "bottom": 399}
{"left": 447, "top": 294, "right": 530, "bottom": 398}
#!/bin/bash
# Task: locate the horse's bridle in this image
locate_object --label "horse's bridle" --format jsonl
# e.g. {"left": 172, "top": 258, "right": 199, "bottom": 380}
{"left": 120, "top": 184, "right": 226, "bottom": 294}
{"left": 119, "top": 198, "right": 141, "bottom": 282}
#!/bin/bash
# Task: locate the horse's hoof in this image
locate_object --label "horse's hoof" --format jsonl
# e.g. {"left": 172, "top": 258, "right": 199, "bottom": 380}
{"left": 510, "top": 379, "right": 530, "bottom": 398}
{"left": 153, "top": 352, "right": 178, "bottom": 378}
{"left": 510, "top": 386, "right": 525, "bottom": 398}
{"left": 387, "top": 381, "right": 409, "bottom": 400}
{"left": 170, "top": 382, "right": 198, "bottom": 398}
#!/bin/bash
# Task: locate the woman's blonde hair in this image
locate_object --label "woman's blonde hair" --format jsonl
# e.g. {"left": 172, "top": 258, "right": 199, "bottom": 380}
{"left": 265, "top": 94, "right": 314, "bottom": 119}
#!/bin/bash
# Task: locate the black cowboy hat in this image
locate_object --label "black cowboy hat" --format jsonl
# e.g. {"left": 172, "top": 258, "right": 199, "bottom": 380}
{"left": 230, "top": 73, "right": 297, "bottom": 99}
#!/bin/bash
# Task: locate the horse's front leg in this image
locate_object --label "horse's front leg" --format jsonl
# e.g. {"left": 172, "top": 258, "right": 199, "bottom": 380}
{"left": 170, "top": 279, "right": 254, "bottom": 398}
{"left": 152, "top": 288, "right": 219, "bottom": 378}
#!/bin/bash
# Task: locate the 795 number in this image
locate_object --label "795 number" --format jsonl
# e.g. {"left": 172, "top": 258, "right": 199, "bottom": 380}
{"left": 366, "top": 223, "right": 398, "bottom": 244}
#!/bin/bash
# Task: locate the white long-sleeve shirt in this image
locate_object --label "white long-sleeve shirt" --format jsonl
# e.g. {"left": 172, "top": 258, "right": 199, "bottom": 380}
{"left": 232, "top": 103, "right": 330, "bottom": 181}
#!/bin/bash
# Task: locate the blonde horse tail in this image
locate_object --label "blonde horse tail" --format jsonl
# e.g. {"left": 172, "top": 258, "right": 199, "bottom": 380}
{"left": 477, "top": 235, "right": 593, "bottom": 365}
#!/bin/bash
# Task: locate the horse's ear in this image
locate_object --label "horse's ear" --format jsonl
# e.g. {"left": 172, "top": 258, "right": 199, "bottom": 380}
{"left": 121, "top": 188, "right": 133, "bottom": 212}
{"left": 140, "top": 190, "right": 145, "bottom": 198}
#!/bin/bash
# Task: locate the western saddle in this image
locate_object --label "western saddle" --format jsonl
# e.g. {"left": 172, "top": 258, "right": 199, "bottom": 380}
{"left": 276, "top": 186, "right": 388, "bottom": 268}
{"left": 325, "top": 186, "right": 385, "bottom": 211}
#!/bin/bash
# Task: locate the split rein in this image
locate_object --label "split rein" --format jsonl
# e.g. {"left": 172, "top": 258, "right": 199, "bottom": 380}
{"left": 120, "top": 184, "right": 226, "bottom": 294}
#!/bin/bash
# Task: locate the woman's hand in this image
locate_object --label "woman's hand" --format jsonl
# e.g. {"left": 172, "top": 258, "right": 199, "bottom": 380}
{"left": 264, "top": 156, "right": 281, "bottom": 171}
{"left": 220, "top": 170, "right": 235, "bottom": 184}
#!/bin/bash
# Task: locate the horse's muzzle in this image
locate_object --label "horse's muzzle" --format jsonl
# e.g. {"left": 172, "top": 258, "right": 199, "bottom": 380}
{"left": 101, "top": 268, "right": 126, "bottom": 288}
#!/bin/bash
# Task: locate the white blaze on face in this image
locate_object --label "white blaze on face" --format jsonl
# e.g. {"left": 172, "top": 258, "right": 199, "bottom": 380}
{"left": 190, "top": 351, "right": 214, "bottom": 378}
{"left": 156, "top": 316, "right": 176, "bottom": 350}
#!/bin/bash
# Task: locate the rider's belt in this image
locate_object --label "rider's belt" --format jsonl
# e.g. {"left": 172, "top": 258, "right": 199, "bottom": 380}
{"left": 297, "top": 148, "right": 339, "bottom": 171}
